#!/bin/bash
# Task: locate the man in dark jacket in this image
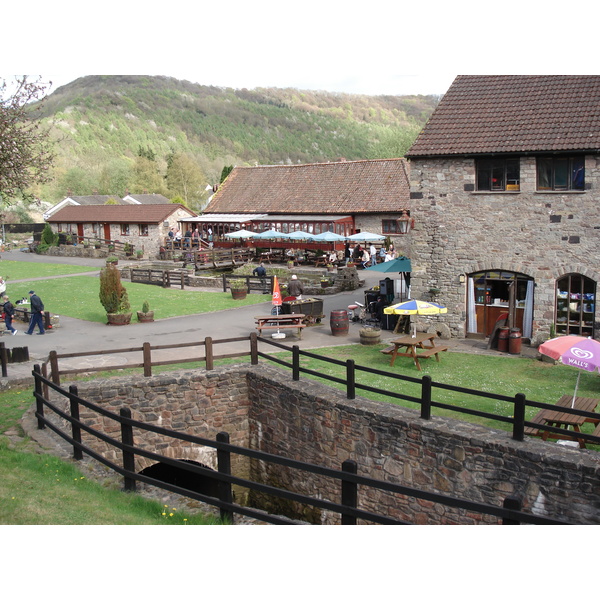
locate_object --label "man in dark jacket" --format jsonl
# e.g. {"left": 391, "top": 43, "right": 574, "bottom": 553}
{"left": 25, "top": 290, "right": 45, "bottom": 335}
{"left": 2, "top": 295, "right": 17, "bottom": 335}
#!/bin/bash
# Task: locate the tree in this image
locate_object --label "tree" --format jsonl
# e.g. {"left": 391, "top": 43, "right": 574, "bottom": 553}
{"left": 0, "top": 77, "right": 55, "bottom": 203}
{"left": 166, "top": 152, "right": 206, "bottom": 208}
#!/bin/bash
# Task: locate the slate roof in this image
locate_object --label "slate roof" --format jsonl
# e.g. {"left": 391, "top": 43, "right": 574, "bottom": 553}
{"left": 204, "top": 159, "right": 410, "bottom": 215}
{"left": 65, "top": 195, "right": 129, "bottom": 205}
{"left": 406, "top": 75, "right": 600, "bottom": 157}
{"left": 123, "top": 194, "right": 171, "bottom": 204}
{"left": 46, "top": 204, "right": 195, "bottom": 224}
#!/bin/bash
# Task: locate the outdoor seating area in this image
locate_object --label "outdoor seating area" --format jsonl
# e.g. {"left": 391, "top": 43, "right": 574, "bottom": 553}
{"left": 524, "top": 395, "right": 600, "bottom": 448}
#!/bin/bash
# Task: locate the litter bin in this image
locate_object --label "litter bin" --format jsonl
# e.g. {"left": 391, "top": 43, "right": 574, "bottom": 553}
{"left": 330, "top": 309, "right": 349, "bottom": 336}
{"left": 508, "top": 328, "right": 522, "bottom": 354}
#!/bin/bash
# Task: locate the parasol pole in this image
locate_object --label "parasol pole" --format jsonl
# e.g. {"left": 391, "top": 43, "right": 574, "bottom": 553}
{"left": 572, "top": 371, "right": 581, "bottom": 408}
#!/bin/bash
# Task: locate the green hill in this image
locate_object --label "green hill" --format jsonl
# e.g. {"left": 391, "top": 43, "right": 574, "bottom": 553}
{"left": 32, "top": 75, "right": 438, "bottom": 210}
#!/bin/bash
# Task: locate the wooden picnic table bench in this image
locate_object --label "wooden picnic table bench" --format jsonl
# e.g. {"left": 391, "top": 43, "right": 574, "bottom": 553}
{"left": 382, "top": 332, "right": 448, "bottom": 370}
{"left": 255, "top": 314, "right": 306, "bottom": 339}
{"left": 525, "top": 394, "right": 600, "bottom": 447}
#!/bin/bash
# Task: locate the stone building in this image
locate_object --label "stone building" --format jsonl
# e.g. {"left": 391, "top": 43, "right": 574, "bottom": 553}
{"left": 405, "top": 75, "right": 600, "bottom": 344}
{"left": 200, "top": 159, "right": 412, "bottom": 248}
{"left": 46, "top": 204, "right": 196, "bottom": 257}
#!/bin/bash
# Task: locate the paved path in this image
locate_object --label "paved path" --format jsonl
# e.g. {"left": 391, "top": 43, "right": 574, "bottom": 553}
{"left": 0, "top": 249, "right": 535, "bottom": 386}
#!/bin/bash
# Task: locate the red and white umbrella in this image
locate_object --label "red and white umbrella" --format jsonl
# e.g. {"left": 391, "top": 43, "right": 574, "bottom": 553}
{"left": 538, "top": 336, "right": 600, "bottom": 406}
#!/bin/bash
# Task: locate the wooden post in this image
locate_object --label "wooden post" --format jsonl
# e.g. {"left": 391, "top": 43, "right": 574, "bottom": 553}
{"left": 341, "top": 459, "right": 358, "bottom": 525}
{"left": 250, "top": 333, "right": 259, "bottom": 365}
{"left": 205, "top": 337, "right": 214, "bottom": 370}
{"left": 120, "top": 407, "right": 136, "bottom": 492}
{"left": 502, "top": 495, "right": 522, "bottom": 525}
{"left": 512, "top": 393, "right": 526, "bottom": 441}
{"left": 346, "top": 360, "right": 355, "bottom": 399}
{"left": 33, "top": 364, "right": 45, "bottom": 430}
{"left": 69, "top": 384, "right": 83, "bottom": 461}
{"left": 0, "top": 342, "right": 7, "bottom": 377}
{"left": 421, "top": 375, "right": 432, "bottom": 420}
{"left": 143, "top": 342, "right": 152, "bottom": 377}
{"left": 217, "top": 431, "right": 234, "bottom": 524}
{"left": 292, "top": 345, "right": 300, "bottom": 381}
{"left": 49, "top": 350, "right": 60, "bottom": 385}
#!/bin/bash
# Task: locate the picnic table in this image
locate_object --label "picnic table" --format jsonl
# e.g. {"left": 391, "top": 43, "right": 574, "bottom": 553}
{"left": 254, "top": 314, "right": 306, "bottom": 339}
{"left": 525, "top": 395, "right": 600, "bottom": 448}
{"left": 380, "top": 331, "right": 448, "bottom": 370}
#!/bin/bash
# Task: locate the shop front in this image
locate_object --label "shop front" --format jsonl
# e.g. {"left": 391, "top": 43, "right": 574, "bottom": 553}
{"left": 467, "top": 270, "right": 534, "bottom": 340}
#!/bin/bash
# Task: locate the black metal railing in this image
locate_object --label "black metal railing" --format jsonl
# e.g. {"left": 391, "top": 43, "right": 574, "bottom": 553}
{"left": 31, "top": 366, "right": 567, "bottom": 525}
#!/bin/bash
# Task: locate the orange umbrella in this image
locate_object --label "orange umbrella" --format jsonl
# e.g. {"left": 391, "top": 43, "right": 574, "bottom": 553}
{"left": 272, "top": 275, "right": 282, "bottom": 308}
{"left": 271, "top": 276, "right": 285, "bottom": 338}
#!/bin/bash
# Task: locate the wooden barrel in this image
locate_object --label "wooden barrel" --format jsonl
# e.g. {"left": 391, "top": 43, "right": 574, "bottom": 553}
{"left": 359, "top": 327, "right": 381, "bottom": 345}
{"left": 330, "top": 309, "right": 349, "bottom": 336}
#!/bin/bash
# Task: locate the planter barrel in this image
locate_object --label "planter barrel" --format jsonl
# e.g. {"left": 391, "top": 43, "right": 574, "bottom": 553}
{"left": 107, "top": 313, "right": 132, "bottom": 326}
{"left": 231, "top": 288, "right": 248, "bottom": 300}
{"left": 359, "top": 327, "right": 381, "bottom": 345}
{"left": 330, "top": 309, "right": 349, "bottom": 336}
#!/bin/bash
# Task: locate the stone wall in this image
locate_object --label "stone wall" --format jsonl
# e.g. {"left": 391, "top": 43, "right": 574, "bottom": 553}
{"left": 45, "top": 364, "right": 600, "bottom": 524}
{"left": 407, "top": 155, "right": 600, "bottom": 342}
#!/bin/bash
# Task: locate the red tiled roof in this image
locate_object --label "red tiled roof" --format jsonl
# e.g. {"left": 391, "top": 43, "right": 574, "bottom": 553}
{"left": 46, "top": 204, "right": 195, "bottom": 223}
{"left": 204, "top": 159, "right": 410, "bottom": 214}
{"left": 406, "top": 75, "right": 600, "bottom": 157}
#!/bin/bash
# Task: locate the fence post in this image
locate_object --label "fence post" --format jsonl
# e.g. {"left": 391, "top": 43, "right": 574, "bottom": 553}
{"left": 120, "top": 407, "right": 136, "bottom": 492}
{"left": 292, "top": 345, "right": 300, "bottom": 381}
{"left": 33, "top": 364, "right": 45, "bottom": 430}
{"left": 143, "top": 342, "right": 152, "bottom": 377}
{"left": 217, "top": 432, "right": 234, "bottom": 524}
{"left": 346, "top": 360, "right": 355, "bottom": 399}
{"left": 341, "top": 459, "right": 358, "bottom": 525}
{"left": 421, "top": 375, "right": 432, "bottom": 420}
{"left": 502, "top": 495, "right": 522, "bottom": 524}
{"left": 0, "top": 342, "right": 7, "bottom": 377}
{"left": 222, "top": 273, "right": 227, "bottom": 292}
{"left": 512, "top": 393, "right": 526, "bottom": 441}
{"left": 205, "top": 337, "right": 214, "bottom": 370}
{"left": 250, "top": 332, "right": 259, "bottom": 365}
{"left": 49, "top": 350, "right": 60, "bottom": 385}
{"left": 69, "top": 384, "right": 83, "bottom": 461}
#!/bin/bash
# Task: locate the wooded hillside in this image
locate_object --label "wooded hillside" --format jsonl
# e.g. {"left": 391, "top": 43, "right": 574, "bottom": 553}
{"left": 31, "top": 75, "right": 439, "bottom": 211}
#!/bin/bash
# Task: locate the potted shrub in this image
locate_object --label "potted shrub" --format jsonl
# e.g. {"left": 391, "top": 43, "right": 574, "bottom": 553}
{"left": 320, "top": 277, "right": 330, "bottom": 288}
{"left": 137, "top": 300, "right": 154, "bottom": 323}
{"left": 106, "top": 255, "right": 119, "bottom": 266}
{"left": 99, "top": 263, "right": 132, "bottom": 325}
{"left": 136, "top": 250, "right": 144, "bottom": 259}
{"left": 229, "top": 278, "right": 248, "bottom": 299}
{"left": 124, "top": 242, "right": 133, "bottom": 257}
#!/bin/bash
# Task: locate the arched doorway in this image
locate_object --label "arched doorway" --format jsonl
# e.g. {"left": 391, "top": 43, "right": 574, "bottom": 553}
{"left": 139, "top": 459, "right": 219, "bottom": 497}
{"left": 467, "top": 270, "right": 534, "bottom": 339}
{"left": 555, "top": 273, "right": 596, "bottom": 337}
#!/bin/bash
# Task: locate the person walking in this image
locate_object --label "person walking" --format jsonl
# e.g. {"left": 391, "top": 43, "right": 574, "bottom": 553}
{"left": 252, "top": 262, "right": 268, "bottom": 293}
{"left": 25, "top": 290, "right": 45, "bottom": 335}
{"left": 2, "top": 295, "right": 17, "bottom": 335}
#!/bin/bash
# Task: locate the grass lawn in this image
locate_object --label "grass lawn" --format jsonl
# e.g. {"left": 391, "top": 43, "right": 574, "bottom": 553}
{"left": 1, "top": 260, "right": 269, "bottom": 323}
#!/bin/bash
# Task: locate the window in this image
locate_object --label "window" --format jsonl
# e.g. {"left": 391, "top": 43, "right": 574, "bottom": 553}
{"left": 476, "top": 158, "right": 520, "bottom": 191}
{"left": 138, "top": 224, "right": 148, "bottom": 236}
{"left": 537, "top": 156, "right": 584, "bottom": 191}
{"left": 382, "top": 219, "right": 400, "bottom": 234}
{"left": 120, "top": 224, "right": 130, "bottom": 236}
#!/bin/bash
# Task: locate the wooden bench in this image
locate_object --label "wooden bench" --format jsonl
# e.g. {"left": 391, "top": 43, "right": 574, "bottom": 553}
{"left": 524, "top": 410, "right": 547, "bottom": 437}
{"left": 256, "top": 323, "right": 307, "bottom": 337}
{"left": 380, "top": 346, "right": 395, "bottom": 356}
{"left": 418, "top": 346, "right": 449, "bottom": 359}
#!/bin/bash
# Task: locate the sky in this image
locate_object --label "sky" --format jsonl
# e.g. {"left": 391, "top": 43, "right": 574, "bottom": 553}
{"left": 5, "top": 1, "right": 600, "bottom": 98}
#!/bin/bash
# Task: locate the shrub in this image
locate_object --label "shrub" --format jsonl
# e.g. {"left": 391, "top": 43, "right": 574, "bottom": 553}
{"left": 99, "top": 263, "right": 130, "bottom": 314}
{"left": 41, "top": 223, "right": 58, "bottom": 246}
{"left": 142, "top": 300, "right": 150, "bottom": 313}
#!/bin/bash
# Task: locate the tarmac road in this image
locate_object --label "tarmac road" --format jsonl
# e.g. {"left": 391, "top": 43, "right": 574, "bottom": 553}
{"left": 0, "top": 250, "right": 399, "bottom": 382}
